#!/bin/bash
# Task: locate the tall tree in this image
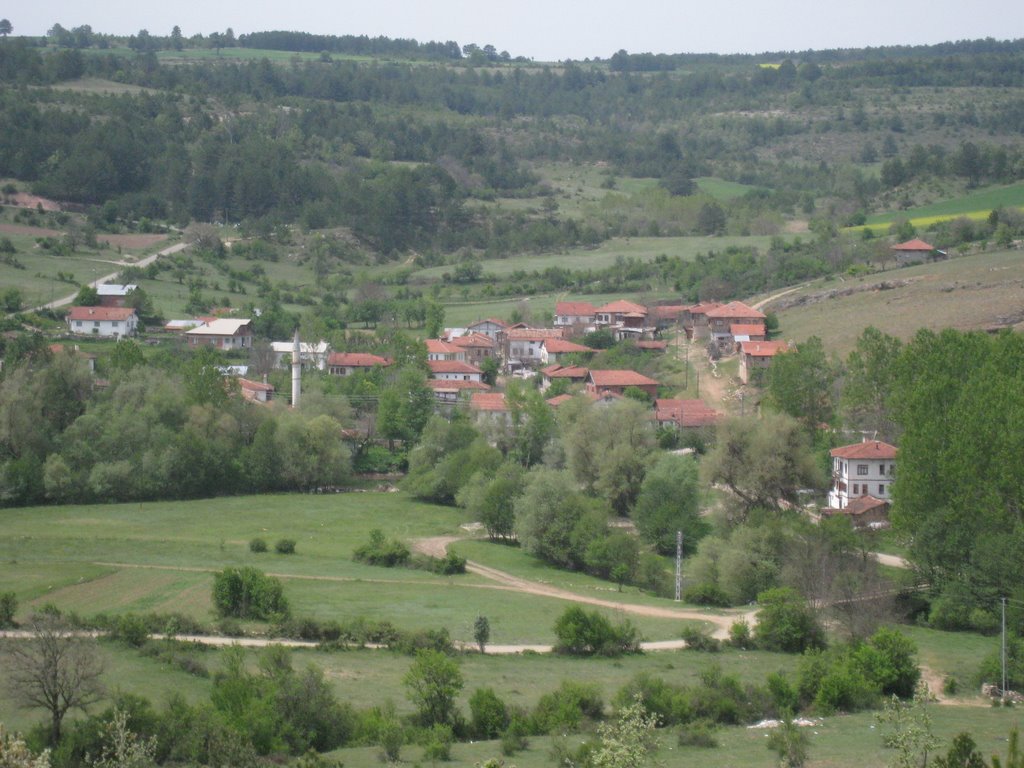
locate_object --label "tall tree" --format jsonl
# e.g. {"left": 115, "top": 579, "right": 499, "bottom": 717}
{"left": 4, "top": 614, "right": 105, "bottom": 744}
{"left": 765, "top": 336, "right": 836, "bottom": 432}
{"left": 841, "top": 326, "right": 902, "bottom": 440}
{"left": 633, "top": 453, "right": 706, "bottom": 555}
{"left": 0, "top": 19, "right": 12, "bottom": 40}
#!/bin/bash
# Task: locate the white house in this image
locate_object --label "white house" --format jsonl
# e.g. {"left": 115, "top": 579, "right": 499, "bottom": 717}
{"left": 426, "top": 339, "right": 465, "bottom": 362}
{"left": 428, "top": 359, "right": 484, "bottom": 382}
{"left": 465, "top": 318, "right": 509, "bottom": 342}
{"left": 554, "top": 301, "right": 596, "bottom": 329}
{"left": 327, "top": 352, "right": 391, "bottom": 376}
{"left": 66, "top": 306, "right": 138, "bottom": 338}
{"left": 505, "top": 328, "right": 565, "bottom": 367}
{"left": 827, "top": 439, "right": 898, "bottom": 509}
{"left": 186, "top": 319, "right": 253, "bottom": 350}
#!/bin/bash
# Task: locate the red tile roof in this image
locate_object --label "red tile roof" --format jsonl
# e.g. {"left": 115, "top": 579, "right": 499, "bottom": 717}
{"left": 686, "top": 302, "right": 724, "bottom": 316}
{"left": 597, "top": 300, "right": 648, "bottom": 315}
{"left": 705, "top": 301, "right": 766, "bottom": 320}
{"left": 655, "top": 398, "right": 721, "bottom": 428}
{"left": 636, "top": 340, "right": 668, "bottom": 351}
{"left": 67, "top": 306, "right": 136, "bottom": 322}
{"left": 239, "top": 378, "right": 274, "bottom": 392}
{"left": 327, "top": 352, "right": 391, "bottom": 368}
{"left": 428, "top": 359, "right": 483, "bottom": 375}
{"left": 470, "top": 392, "right": 508, "bottom": 412}
{"left": 543, "top": 365, "right": 590, "bottom": 379}
{"left": 426, "top": 339, "right": 459, "bottom": 355}
{"left": 842, "top": 495, "right": 890, "bottom": 515}
{"left": 468, "top": 318, "right": 510, "bottom": 329}
{"left": 892, "top": 239, "right": 934, "bottom": 251}
{"left": 588, "top": 369, "right": 660, "bottom": 388}
{"left": 542, "top": 338, "right": 595, "bottom": 354}
{"left": 555, "top": 301, "right": 597, "bottom": 316}
{"left": 830, "top": 440, "right": 898, "bottom": 460}
{"left": 730, "top": 323, "right": 766, "bottom": 336}
{"left": 651, "top": 305, "right": 687, "bottom": 319}
{"left": 452, "top": 333, "right": 496, "bottom": 348}
{"left": 740, "top": 340, "right": 790, "bottom": 357}
{"left": 546, "top": 394, "right": 576, "bottom": 408}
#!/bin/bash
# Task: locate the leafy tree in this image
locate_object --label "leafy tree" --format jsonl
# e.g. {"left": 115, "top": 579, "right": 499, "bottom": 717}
{"left": 876, "top": 685, "right": 939, "bottom": 768}
{"left": 553, "top": 606, "right": 639, "bottom": 656}
{"left": 702, "top": 414, "right": 824, "bottom": 520}
{"left": 473, "top": 616, "right": 490, "bottom": 653}
{"left": 468, "top": 687, "right": 508, "bottom": 739}
{"left": 457, "top": 461, "right": 524, "bottom": 540}
{"left": 633, "top": 453, "right": 706, "bottom": 555}
{"left": 841, "top": 327, "right": 902, "bottom": 440}
{"left": 74, "top": 285, "right": 100, "bottom": 306}
{"left": 765, "top": 336, "right": 836, "bottom": 431}
{"left": 505, "top": 382, "right": 557, "bottom": 466}
{"left": 0, "top": 20, "right": 13, "bottom": 39}
{"left": 592, "top": 695, "right": 659, "bottom": 768}
{"left": 754, "top": 587, "right": 826, "bottom": 653}
{"left": 2, "top": 287, "right": 21, "bottom": 312}
{"left": 933, "top": 733, "right": 986, "bottom": 768}
{"left": 212, "top": 567, "right": 289, "bottom": 620}
{"left": 403, "top": 650, "right": 463, "bottom": 727}
{"left": 515, "top": 468, "right": 607, "bottom": 569}
{"left": 3, "top": 613, "right": 105, "bottom": 744}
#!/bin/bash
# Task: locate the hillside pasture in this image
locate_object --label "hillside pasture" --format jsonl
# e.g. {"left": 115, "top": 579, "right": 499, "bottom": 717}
{"left": 767, "top": 248, "right": 1024, "bottom": 355}
{"left": 853, "top": 180, "right": 1024, "bottom": 233}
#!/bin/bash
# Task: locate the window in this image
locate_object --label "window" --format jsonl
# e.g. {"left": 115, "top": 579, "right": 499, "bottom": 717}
{"left": 857, "top": 464, "right": 869, "bottom": 475}
{"left": 879, "top": 464, "right": 885, "bottom": 473}
{"left": 852, "top": 484, "right": 859, "bottom": 495}
{"left": 879, "top": 484, "right": 885, "bottom": 495}
{"left": 75, "top": 320, "right": 83, "bottom": 327}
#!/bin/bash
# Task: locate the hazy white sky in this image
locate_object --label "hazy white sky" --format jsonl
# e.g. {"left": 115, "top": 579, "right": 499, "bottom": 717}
{"left": 9, "top": 0, "right": 1024, "bottom": 61}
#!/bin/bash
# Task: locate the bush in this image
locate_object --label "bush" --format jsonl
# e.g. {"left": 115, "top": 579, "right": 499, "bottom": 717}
{"left": 499, "top": 709, "right": 530, "bottom": 756}
{"left": 754, "top": 588, "right": 826, "bottom": 653}
{"left": 684, "top": 582, "right": 732, "bottom": 607}
{"left": 677, "top": 719, "right": 719, "bottom": 748}
{"left": 353, "top": 529, "right": 410, "bottom": 567}
{"left": 552, "top": 606, "right": 640, "bottom": 657}
{"left": 109, "top": 613, "right": 150, "bottom": 647}
{"left": 727, "top": 620, "right": 752, "bottom": 649}
{"left": 532, "top": 681, "right": 604, "bottom": 734}
{"left": 422, "top": 724, "right": 453, "bottom": 761}
{"left": 212, "top": 567, "right": 289, "bottom": 620}
{"left": 249, "top": 538, "right": 268, "bottom": 553}
{"left": 275, "top": 538, "right": 297, "bottom": 555}
{"left": 470, "top": 688, "right": 510, "bottom": 739}
{"left": 0, "top": 591, "right": 17, "bottom": 627}
{"left": 681, "top": 626, "right": 721, "bottom": 652}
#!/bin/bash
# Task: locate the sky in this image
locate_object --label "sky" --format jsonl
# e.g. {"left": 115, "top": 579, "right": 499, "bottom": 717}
{"left": 8, "top": 0, "right": 1024, "bottom": 62}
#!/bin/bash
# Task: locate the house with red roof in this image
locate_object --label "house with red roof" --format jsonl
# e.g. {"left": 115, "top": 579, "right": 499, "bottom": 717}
{"left": 680, "top": 302, "right": 723, "bottom": 339}
{"left": 554, "top": 301, "right": 597, "bottom": 329}
{"left": 654, "top": 398, "right": 721, "bottom": 430}
{"left": 826, "top": 439, "right": 897, "bottom": 510}
{"left": 469, "top": 392, "right": 511, "bottom": 424}
{"left": 239, "top": 378, "right": 275, "bottom": 404}
{"left": 594, "top": 300, "right": 652, "bottom": 340}
{"left": 706, "top": 302, "right": 766, "bottom": 347}
{"left": 730, "top": 324, "right": 766, "bottom": 346}
{"left": 505, "top": 328, "right": 566, "bottom": 368}
{"left": 821, "top": 495, "right": 891, "bottom": 529}
{"left": 587, "top": 369, "right": 659, "bottom": 399}
{"left": 66, "top": 306, "right": 138, "bottom": 338}
{"left": 739, "top": 340, "right": 791, "bottom": 383}
{"left": 540, "top": 364, "right": 590, "bottom": 391}
{"left": 426, "top": 338, "right": 464, "bottom": 362}
{"left": 327, "top": 352, "right": 391, "bottom": 376}
{"left": 428, "top": 359, "right": 484, "bottom": 382}
{"left": 185, "top": 318, "right": 253, "bottom": 349}
{"left": 891, "top": 238, "right": 940, "bottom": 266}
{"left": 465, "top": 318, "right": 509, "bottom": 342}
{"left": 427, "top": 378, "right": 491, "bottom": 403}
{"left": 451, "top": 332, "right": 498, "bottom": 364}
{"left": 540, "top": 337, "right": 595, "bottom": 365}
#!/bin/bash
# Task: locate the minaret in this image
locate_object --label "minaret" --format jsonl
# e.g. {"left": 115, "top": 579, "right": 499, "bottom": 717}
{"left": 291, "top": 328, "right": 301, "bottom": 408}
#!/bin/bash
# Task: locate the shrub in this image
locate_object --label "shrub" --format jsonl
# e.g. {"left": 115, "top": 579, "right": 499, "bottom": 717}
{"left": 353, "top": 529, "right": 410, "bottom": 567}
{"left": 614, "top": 673, "right": 686, "bottom": 726}
{"left": 532, "top": 681, "right": 604, "bottom": 734}
{"left": 499, "top": 708, "right": 530, "bottom": 756}
{"left": 422, "top": 724, "right": 453, "bottom": 761}
{"left": 681, "top": 626, "right": 721, "bottom": 652}
{"left": 754, "top": 587, "right": 826, "bottom": 654}
{"left": 0, "top": 591, "right": 17, "bottom": 627}
{"left": 275, "top": 538, "right": 297, "bottom": 555}
{"left": 249, "top": 538, "right": 267, "bottom": 553}
{"left": 109, "top": 613, "right": 150, "bottom": 647}
{"left": 553, "top": 606, "right": 640, "bottom": 657}
{"left": 470, "top": 687, "right": 510, "bottom": 739}
{"left": 677, "top": 719, "right": 719, "bottom": 748}
{"left": 433, "top": 552, "right": 467, "bottom": 575}
{"left": 727, "top": 620, "right": 752, "bottom": 649}
{"left": 212, "top": 567, "right": 289, "bottom": 620}
{"left": 684, "top": 582, "right": 732, "bottom": 607}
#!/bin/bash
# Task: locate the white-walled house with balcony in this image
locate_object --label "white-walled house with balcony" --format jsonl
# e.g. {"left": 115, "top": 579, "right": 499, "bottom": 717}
{"left": 827, "top": 439, "right": 897, "bottom": 509}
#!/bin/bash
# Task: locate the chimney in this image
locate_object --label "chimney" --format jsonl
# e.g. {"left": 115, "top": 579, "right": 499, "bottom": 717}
{"left": 291, "top": 328, "right": 301, "bottom": 409}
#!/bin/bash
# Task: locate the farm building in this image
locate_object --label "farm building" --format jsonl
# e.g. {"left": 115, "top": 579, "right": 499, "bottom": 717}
{"left": 891, "top": 238, "right": 941, "bottom": 265}
{"left": 185, "top": 318, "right": 253, "bottom": 350}
{"left": 738, "top": 340, "right": 791, "bottom": 383}
{"left": 66, "top": 306, "right": 138, "bottom": 338}
{"left": 587, "top": 369, "right": 659, "bottom": 399}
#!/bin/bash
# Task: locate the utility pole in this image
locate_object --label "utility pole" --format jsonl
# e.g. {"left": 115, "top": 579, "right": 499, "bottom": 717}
{"left": 1002, "top": 596, "right": 1008, "bottom": 697}
{"left": 674, "top": 530, "right": 683, "bottom": 602}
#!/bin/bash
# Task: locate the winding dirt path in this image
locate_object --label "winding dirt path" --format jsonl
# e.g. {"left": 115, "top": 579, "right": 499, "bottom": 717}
{"left": 411, "top": 537, "right": 757, "bottom": 640}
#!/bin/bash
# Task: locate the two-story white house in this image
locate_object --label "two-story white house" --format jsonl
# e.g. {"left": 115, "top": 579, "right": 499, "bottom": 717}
{"left": 827, "top": 439, "right": 898, "bottom": 509}
{"left": 66, "top": 306, "right": 138, "bottom": 338}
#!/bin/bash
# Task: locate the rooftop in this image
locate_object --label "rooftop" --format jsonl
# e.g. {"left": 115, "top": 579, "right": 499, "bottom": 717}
{"left": 706, "top": 301, "right": 766, "bottom": 320}
{"left": 589, "top": 369, "right": 660, "bottom": 387}
{"left": 186, "top": 318, "right": 252, "bottom": 336}
{"left": 327, "top": 352, "right": 391, "bottom": 368}
{"left": 67, "top": 306, "right": 137, "bottom": 322}
{"left": 831, "top": 440, "right": 898, "bottom": 460}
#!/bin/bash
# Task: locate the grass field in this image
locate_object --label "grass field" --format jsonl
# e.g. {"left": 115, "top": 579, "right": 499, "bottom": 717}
{"left": 853, "top": 180, "right": 1024, "bottom": 233}
{"left": 0, "top": 493, "right": 694, "bottom": 645}
{"left": 768, "top": 248, "right": 1024, "bottom": 356}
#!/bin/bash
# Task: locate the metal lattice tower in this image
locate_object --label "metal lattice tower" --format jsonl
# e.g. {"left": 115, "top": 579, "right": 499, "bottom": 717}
{"left": 674, "top": 530, "right": 682, "bottom": 602}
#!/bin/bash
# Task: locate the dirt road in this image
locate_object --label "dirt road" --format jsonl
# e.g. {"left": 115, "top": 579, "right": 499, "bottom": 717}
{"left": 32, "top": 241, "right": 189, "bottom": 312}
